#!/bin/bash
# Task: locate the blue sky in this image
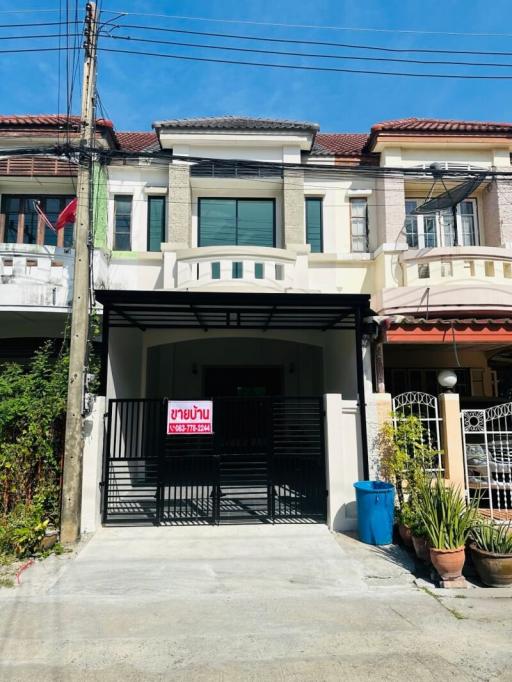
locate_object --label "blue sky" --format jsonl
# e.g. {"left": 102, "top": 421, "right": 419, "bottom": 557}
{"left": 0, "top": 0, "right": 511, "bottom": 133}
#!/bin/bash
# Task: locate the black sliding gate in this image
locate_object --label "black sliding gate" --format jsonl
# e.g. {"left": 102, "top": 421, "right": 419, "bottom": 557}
{"left": 102, "top": 396, "right": 326, "bottom": 525}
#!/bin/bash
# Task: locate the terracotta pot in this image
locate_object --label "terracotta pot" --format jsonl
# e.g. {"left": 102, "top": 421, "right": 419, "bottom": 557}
{"left": 430, "top": 546, "right": 466, "bottom": 581}
{"left": 398, "top": 523, "right": 414, "bottom": 548}
{"left": 470, "top": 543, "right": 512, "bottom": 587}
{"left": 412, "top": 535, "right": 430, "bottom": 562}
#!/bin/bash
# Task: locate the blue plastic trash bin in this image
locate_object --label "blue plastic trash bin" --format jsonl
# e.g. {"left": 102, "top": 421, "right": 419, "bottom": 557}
{"left": 353, "top": 481, "right": 395, "bottom": 545}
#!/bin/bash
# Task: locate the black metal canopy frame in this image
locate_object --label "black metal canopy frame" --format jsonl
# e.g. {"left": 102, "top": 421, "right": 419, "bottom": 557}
{"left": 95, "top": 289, "right": 372, "bottom": 479}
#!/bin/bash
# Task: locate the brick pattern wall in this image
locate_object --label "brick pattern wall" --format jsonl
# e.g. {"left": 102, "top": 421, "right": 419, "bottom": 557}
{"left": 168, "top": 164, "right": 191, "bottom": 246}
{"left": 376, "top": 176, "right": 406, "bottom": 245}
{"left": 283, "top": 169, "right": 305, "bottom": 247}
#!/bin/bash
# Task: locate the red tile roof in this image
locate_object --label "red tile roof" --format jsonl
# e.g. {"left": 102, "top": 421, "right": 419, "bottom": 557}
{"left": 116, "top": 131, "right": 159, "bottom": 152}
{"left": 312, "top": 133, "right": 370, "bottom": 156}
{"left": 371, "top": 117, "right": 512, "bottom": 134}
{"left": 0, "top": 114, "right": 113, "bottom": 129}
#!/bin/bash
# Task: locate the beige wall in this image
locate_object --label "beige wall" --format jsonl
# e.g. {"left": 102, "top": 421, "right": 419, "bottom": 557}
{"left": 384, "top": 345, "right": 495, "bottom": 397}
{"left": 146, "top": 337, "right": 323, "bottom": 398}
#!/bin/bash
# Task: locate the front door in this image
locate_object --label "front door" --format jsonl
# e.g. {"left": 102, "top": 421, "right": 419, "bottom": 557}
{"left": 204, "top": 366, "right": 283, "bottom": 397}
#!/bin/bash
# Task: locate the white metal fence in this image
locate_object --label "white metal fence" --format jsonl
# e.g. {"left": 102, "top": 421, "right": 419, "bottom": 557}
{"left": 462, "top": 403, "right": 512, "bottom": 520}
{"left": 392, "top": 391, "right": 443, "bottom": 472}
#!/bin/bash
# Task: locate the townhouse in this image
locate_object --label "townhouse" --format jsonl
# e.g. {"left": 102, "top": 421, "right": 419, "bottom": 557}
{"left": 1, "top": 114, "right": 512, "bottom": 532}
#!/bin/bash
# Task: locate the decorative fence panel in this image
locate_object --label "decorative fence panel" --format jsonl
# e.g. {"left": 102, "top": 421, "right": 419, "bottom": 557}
{"left": 392, "top": 391, "right": 443, "bottom": 472}
{"left": 462, "top": 403, "right": 512, "bottom": 520}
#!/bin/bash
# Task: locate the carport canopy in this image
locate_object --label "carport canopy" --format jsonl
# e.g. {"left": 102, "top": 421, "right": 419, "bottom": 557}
{"left": 95, "top": 289, "right": 372, "bottom": 479}
{"left": 95, "top": 290, "right": 371, "bottom": 332}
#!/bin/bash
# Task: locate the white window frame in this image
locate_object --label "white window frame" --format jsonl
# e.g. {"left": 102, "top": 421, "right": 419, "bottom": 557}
{"left": 350, "top": 197, "right": 369, "bottom": 252}
{"left": 405, "top": 198, "right": 479, "bottom": 248}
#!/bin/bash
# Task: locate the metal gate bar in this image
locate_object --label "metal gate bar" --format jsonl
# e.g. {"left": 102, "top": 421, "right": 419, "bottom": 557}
{"left": 103, "top": 396, "right": 327, "bottom": 525}
{"left": 462, "top": 404, "right": 512, "bottom": 521}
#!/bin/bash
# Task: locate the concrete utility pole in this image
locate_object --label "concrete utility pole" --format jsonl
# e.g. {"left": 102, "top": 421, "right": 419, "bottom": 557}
{"left": 61, "top": 2, "right": 98, "bottom": 544}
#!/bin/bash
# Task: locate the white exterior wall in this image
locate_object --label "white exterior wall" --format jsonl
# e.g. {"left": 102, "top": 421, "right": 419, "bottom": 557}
{"left": 107, "top": 327, "right": 144, "bottom": 399}
{"left": 81, "top": 396, "right": 106, "bottom": 534}
{"left": 324, "top": 395, "right": 362, "bottom": 531}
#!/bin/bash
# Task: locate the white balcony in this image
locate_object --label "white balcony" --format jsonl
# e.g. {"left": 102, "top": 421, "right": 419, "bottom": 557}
{"left": 163, "top": 245, "right": 311, "bottom": 291}
{"left": 0, "top": 243, "right": 74, "bottom": 310}
{"left": 401, "top": 246, "right": 512, "bottom": 287}
{"left": 373, "top": 246, "right": 512, "bottom": 315}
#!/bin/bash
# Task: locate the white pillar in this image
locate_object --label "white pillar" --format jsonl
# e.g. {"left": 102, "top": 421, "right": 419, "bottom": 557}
{"left": 80, "top": 396, "right": 106, "bottom": 534}
{"left": 324, "top": 394, "right": 360, "bottom": 532}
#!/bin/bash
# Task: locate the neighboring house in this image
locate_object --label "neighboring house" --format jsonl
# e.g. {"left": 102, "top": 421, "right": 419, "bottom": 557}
{"left": 2, "top": 114, "right": 512, "bottom": 532}
{"left": 0, "top": 115, "right": 114, "bottom": 362}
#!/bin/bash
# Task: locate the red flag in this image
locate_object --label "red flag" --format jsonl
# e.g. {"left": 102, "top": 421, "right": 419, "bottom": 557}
{"left": 56, "top": 198, "right": 77, "bottom": 231}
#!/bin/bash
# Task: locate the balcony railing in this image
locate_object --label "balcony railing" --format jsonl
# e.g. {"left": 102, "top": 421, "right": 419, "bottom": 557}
{"left": 0, "top": 244, "right": 74, "bottom": 308}
{"left": 163, "top": 245, "right": 310, "bottom": 291}
{"left": 401, "top": 247, "right": 512, "bottom": 287}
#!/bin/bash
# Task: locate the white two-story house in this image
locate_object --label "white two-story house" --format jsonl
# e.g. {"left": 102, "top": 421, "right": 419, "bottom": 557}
{"left": 3, "top": 114, "right": 512, "bottom": 533}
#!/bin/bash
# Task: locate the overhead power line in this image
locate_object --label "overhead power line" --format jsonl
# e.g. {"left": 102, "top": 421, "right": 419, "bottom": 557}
{"left": 109, "top": 23, "right": 512, "bottom": 58}
{"left": 0, "top": 8, "right": 60, "bottom": 14}
{"left": 101, "top": 10, "right": 512, "bottom": 38}
{"left": 97, "top": 46, "right": 512, "bottom": 80}
{"left": 0, "top": 20, "right": 74, "bottom": 28}
{"left": 0, "top": 46, "right": 74, "bottom": 55}
{"left": 103, "top": 33, "right": 512, "bottom": 69}
{"left": 0, "top": 32, "right": 80, "bottom": 41}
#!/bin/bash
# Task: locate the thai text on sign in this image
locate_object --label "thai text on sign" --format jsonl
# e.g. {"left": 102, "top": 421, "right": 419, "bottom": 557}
{"left": 167, "top": 400, "right": 213, "bottom": 435}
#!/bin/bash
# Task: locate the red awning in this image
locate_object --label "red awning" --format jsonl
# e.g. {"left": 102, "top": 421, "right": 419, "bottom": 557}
{"left": 386, "top": 317, "right": 512, "bottom": 344}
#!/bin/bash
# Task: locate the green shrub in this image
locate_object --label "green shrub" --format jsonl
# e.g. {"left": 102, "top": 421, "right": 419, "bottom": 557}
{"left": 417, "top": 476, "right": 478, "bottom": 550}
{"left": 377, "top": 413, "right": 440, "bottom": 536}
{"left": 471, "top": 520, "right": 512, "bottom": 554}
{"left": 0, "top": 503, "right": 50, "bottom": 558}
{"left": 0, "top": 342, "right": 68, "bottom": 522}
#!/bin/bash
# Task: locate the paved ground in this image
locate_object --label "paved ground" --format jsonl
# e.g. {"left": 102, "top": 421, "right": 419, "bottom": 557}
{"left": 0, "top": 524, "right": 511, "bottom": 681}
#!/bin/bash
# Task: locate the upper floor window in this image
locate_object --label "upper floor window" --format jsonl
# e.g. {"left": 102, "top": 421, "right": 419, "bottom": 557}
{"left": 350, "top": 198, "right": 368, "bottom": 252}
{"left": 405, "top": 199, "right": 478, "bottom": 249}
{"left": 1, "top": 195, "right": 74, "bottom": 247}
{"left": 113, "top": 195, "right": 132, "bottom": 251}
{"left": 198, "top": 198, "right": 275, "bottom": 247}
{"left": 147, "top": 196, "right": 166, "bottom": 252}
{"left": 305, "top": 197, "right": 323, "bottom": 253}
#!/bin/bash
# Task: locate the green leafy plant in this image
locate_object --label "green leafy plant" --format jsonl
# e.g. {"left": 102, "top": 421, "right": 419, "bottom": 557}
{"left": 417, "top": 476, "right": 479, "bottom": 550}
{"left": 0, "top": 342, "right": 68, "bottom": 522}
{"left": 377, "top": 413, "right": 440, "bottom": 533}
{"left": 471, "top": 520, "right": 512, "bottom": 555}
{"left": 0, "top": 503, "right": 49, "bottom": 558}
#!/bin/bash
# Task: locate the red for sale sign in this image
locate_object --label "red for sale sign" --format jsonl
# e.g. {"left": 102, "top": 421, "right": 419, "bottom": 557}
{"left": 167, "top": 400, "right": 213, "bottom": 435}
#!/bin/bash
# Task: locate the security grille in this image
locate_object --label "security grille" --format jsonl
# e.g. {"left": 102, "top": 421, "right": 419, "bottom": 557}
{"left": 462, "top": 403, "right": 512, "bottom": 520}
{"left": 392, "top": 391, "right": 443, "bottom": 472}
{"left": 103, "top": 396, "right": 326, "bottom": 525}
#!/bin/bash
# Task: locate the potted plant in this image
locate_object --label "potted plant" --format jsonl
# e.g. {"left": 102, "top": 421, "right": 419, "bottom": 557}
{"left": 378, "top": 414, "right": 439, "bottom": 550}
{"left": 470, "top": 520, "right": 512, "bottom": 587}
{"left": 397, "top": 502, "right": 414, "bottom": 548}
{"left": 410, "top": 513, "right": 430, "bottom": 563}
{"left": 417, "top": 476, "right": 478, "bottom": 581}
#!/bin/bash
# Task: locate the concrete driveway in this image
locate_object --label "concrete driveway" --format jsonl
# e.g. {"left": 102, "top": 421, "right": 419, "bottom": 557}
{"left": 1, "top": 524, "right": 511, "bottom": 681}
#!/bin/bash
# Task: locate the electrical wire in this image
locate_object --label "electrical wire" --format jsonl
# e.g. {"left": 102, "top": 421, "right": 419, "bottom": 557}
{"left": 0, "top": 46, "right": 74, "bottom": 54}
{"left": 107, "top": 23, "right": 512, "bottom": 59}
{"left": 97, "top": 46, "right": 512, "bottom": 80}
{"left": 100, "top": 10, "right": 512, "bottom": 39}
{"left": 101, "top": 32, "right": 512, "bottom": 69}
{"left": 0, "top": 32, "right": 80, "bottom": 40}
{"left": 0, "top": 20, "right": 74, "bottom": 28}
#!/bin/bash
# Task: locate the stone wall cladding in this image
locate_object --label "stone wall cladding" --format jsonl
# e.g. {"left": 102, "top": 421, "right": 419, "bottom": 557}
{"left": 496, "top": 179, "right": 512, "bottom": 245}
{"left": 376, "top": 176, "right": 406, "bottom": 245}
{"left": 482, "top": 179, "right": 512, "bottom": 247}
{"left": 481, "top": 181, "right": 501, "bottom": 247}
{"left": 168, "top": 164, "right": 192, "bottom": 245}
{"left": 283, "top": 169, "right": 306, "bottom": 247}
